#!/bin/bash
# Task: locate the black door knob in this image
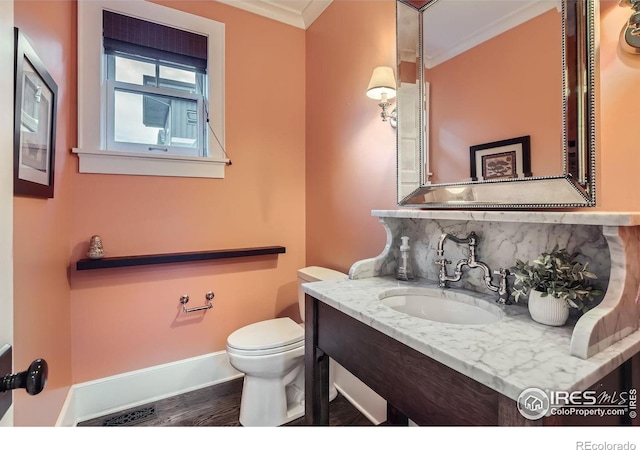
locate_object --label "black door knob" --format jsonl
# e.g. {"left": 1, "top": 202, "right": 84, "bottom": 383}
{"left": 0, "top": 359, "right": 48, "bottom": 395}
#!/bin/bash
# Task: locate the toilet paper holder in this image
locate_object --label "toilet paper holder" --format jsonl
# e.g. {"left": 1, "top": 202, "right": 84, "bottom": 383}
{"left": 180, "top": 291, "right": 214, "bottom": 313}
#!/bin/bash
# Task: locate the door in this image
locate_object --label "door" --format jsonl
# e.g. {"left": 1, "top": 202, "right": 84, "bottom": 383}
{"left": 0, "top": 0, "right": 15, "bottom": 427}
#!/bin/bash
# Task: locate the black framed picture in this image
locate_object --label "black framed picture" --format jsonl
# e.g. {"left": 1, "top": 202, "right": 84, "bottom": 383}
{"left": 14, "top": 28, "right": 58, "bottom": 198}
{"left": 470, "top": 136, "right": 532, "bottom": 182}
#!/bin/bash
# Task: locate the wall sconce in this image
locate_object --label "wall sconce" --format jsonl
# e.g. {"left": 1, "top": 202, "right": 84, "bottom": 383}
{"left": 366, "top": 66, "right": 397, "bottom": 128}
{"left": 620, "top": 0, "right": 640, "bottom": 54}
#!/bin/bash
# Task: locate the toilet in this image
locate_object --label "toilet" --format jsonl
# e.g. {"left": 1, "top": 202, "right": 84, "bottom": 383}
{"left": 226, "top": 266, "right": 348, "bottom": 427}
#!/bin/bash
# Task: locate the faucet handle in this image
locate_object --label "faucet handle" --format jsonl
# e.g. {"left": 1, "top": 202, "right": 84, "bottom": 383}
{"left": 435, "top": 258, "right": 451, "bottom": 265}
{"left": 494, "top": 268, "right": 512, "bottom": 305}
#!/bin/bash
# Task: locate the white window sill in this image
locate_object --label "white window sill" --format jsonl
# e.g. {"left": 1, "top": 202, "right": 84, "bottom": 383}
{"left": 72, "top": 148, "right": 229, "bottom": 178}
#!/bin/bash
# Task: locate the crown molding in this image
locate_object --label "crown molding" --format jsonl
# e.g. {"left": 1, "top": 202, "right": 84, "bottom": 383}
{"left": 423, "top": 0, "right": 559, "bottom": 69}
{"left": 216, "top": 0, "right": 333, "bottom": 29}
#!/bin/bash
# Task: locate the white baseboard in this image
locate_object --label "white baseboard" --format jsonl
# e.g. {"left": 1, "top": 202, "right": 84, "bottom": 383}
{"left": 55, "top": 351, "right": 387, "bottom": 427}
{"left": 333, "top": 363, "right": 387, "bottom": 425}
{"left": 56, "top": 351, "right": 241, "bottom": 426}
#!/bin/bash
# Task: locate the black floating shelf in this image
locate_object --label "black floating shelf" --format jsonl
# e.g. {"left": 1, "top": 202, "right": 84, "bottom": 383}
{"left": 76, "top": 246, "right": 286, "bottom": 271}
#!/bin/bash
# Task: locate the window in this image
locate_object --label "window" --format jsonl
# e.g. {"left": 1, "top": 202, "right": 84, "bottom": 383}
{"left": 103, "top": 11, "right": 207, "bottom": 157}
{"left": 75, "top": 1, "right": 226, "bottom": 178}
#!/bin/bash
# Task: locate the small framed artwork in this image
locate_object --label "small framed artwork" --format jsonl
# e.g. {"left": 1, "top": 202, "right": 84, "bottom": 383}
{"left": 14, "top": 28, "right": 58, "bottom": 198}
{"left": 470, "top": 136, "right": 531, "bottom": 182}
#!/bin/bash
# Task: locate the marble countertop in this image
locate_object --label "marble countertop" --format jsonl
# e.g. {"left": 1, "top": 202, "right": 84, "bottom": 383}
{"left": 303, "top": 276, "right": 640, "bottom": 402}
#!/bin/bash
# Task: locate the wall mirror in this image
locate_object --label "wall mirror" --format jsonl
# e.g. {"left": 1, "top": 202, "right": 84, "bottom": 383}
{"left": 396, "top": 0, "right": 596, "bottom": 208}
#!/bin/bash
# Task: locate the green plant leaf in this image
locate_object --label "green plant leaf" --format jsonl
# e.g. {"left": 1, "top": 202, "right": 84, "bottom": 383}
{"left": 509, "top": 246, "right": 602, "bottom": 311}
{"left": 567, "top": 299, "right": 579, "bottom": 309}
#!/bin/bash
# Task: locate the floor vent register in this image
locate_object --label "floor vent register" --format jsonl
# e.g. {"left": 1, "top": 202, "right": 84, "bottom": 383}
{"left": 102, "top": 405, "right": 158, "bottom": 426}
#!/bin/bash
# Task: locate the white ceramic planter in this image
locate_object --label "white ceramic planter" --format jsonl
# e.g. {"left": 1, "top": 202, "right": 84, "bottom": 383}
{"left": 528, "top": 290, "right": 570, "bottom": 326}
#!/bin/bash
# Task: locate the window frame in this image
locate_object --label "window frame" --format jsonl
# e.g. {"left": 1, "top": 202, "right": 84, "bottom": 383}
{"left": 74, "top": 0, "right": 227, "bottom": 178}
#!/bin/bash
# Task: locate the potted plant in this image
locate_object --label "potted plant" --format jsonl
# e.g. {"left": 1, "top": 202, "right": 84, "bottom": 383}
{"left": 510, "top": 246, "right": 603, "bottom": 326}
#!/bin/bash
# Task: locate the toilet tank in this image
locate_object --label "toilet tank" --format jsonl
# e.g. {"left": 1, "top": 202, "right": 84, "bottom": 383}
{"left": 297, "top": 266, "right": 348, "bottom": 322}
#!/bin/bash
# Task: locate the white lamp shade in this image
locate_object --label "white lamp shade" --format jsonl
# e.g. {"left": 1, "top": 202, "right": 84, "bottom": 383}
{"left": 366, "top": 66, "right": 397, "bottom": 100}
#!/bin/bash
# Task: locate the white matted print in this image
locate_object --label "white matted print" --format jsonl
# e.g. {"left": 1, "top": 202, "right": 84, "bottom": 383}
{"left": 470, "top": 136, "right": 531, "bottom": 182}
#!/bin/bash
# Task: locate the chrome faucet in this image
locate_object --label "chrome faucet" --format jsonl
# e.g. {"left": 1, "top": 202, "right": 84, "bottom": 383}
{"left": 435, "top": 232, "right": 511, "bottom": 304}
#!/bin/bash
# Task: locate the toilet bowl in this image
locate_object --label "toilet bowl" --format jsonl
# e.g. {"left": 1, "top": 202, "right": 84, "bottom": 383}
{"left": 226, "top": 266, "right": 348, "bottom": 427}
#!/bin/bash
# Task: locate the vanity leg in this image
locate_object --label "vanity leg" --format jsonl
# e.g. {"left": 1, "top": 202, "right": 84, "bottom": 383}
{"left": 386, "top": 404, "right": 409, "bottom": 426}
{"left": 305, "top": 294, "right": 330, "bottom": 425}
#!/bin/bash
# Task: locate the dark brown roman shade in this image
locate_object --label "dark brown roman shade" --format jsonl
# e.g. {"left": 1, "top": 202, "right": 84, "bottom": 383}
{"left": 103, "top": 10, "right": 208, "bottom": 73}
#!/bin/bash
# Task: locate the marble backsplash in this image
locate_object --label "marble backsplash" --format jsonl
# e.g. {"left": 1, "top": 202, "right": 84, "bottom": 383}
{"left": 360, "top": 217, "right": 611, "bottom": 304}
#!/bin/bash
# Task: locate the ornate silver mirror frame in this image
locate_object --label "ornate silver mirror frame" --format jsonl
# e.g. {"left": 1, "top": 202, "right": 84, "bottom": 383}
{"left": 396, "top": 0, "right": 597, "bottom": 208}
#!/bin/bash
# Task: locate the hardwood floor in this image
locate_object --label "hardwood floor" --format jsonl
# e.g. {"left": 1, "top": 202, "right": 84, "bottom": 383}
{"left": 77, "top": 377, "right": 374, "bottom": 427}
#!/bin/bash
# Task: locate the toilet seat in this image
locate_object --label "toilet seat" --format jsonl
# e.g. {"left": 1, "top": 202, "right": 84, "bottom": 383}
{"left": 227, "top": 318, "right": 304, "bottom": 356}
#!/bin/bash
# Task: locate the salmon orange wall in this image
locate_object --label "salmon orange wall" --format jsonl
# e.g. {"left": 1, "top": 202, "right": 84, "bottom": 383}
{"left": 11, "top": 0, "right": 640, "bottom": 426}
{"left": 69, "top": 1, "right": 306, "bottom": 382}
{"left": 306, "top": 0, "right": 397, "bottom": 273}
{"left": 305, "top": 0, "right": 640, "bottom": 283}
{"left": 427, "top": 9, "right": 562, "bottom": 184}
{"left": 13, "top": 0, "right": 75, "bottom": 426}
{"left": 597, "top": 0, "right": 640, "bottom": 211}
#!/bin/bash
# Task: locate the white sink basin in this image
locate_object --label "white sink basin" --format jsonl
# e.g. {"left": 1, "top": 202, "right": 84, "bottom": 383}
{"left": 379, "top": 287, "right": 503, "bottom": 325}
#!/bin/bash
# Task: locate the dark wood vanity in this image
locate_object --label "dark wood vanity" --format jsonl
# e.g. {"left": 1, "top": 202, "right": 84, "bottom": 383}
{"left": 304, "top": 294, "right": 640, "bottom": 426}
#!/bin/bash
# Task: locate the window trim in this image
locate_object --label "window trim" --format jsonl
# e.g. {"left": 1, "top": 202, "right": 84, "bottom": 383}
{"left": 71, "top": 148, "right": 226, "bottom": 178}
{"left": 75, "top": 0, "right": 227, "bottom": 178}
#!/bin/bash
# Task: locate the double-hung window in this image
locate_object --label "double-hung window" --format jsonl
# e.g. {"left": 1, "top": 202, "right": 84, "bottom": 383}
{"left": 75, "top": 1, "right": 226, "bottom": 178}
{"left": 104, "top": 11, "right": 208, "bottom": 157}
